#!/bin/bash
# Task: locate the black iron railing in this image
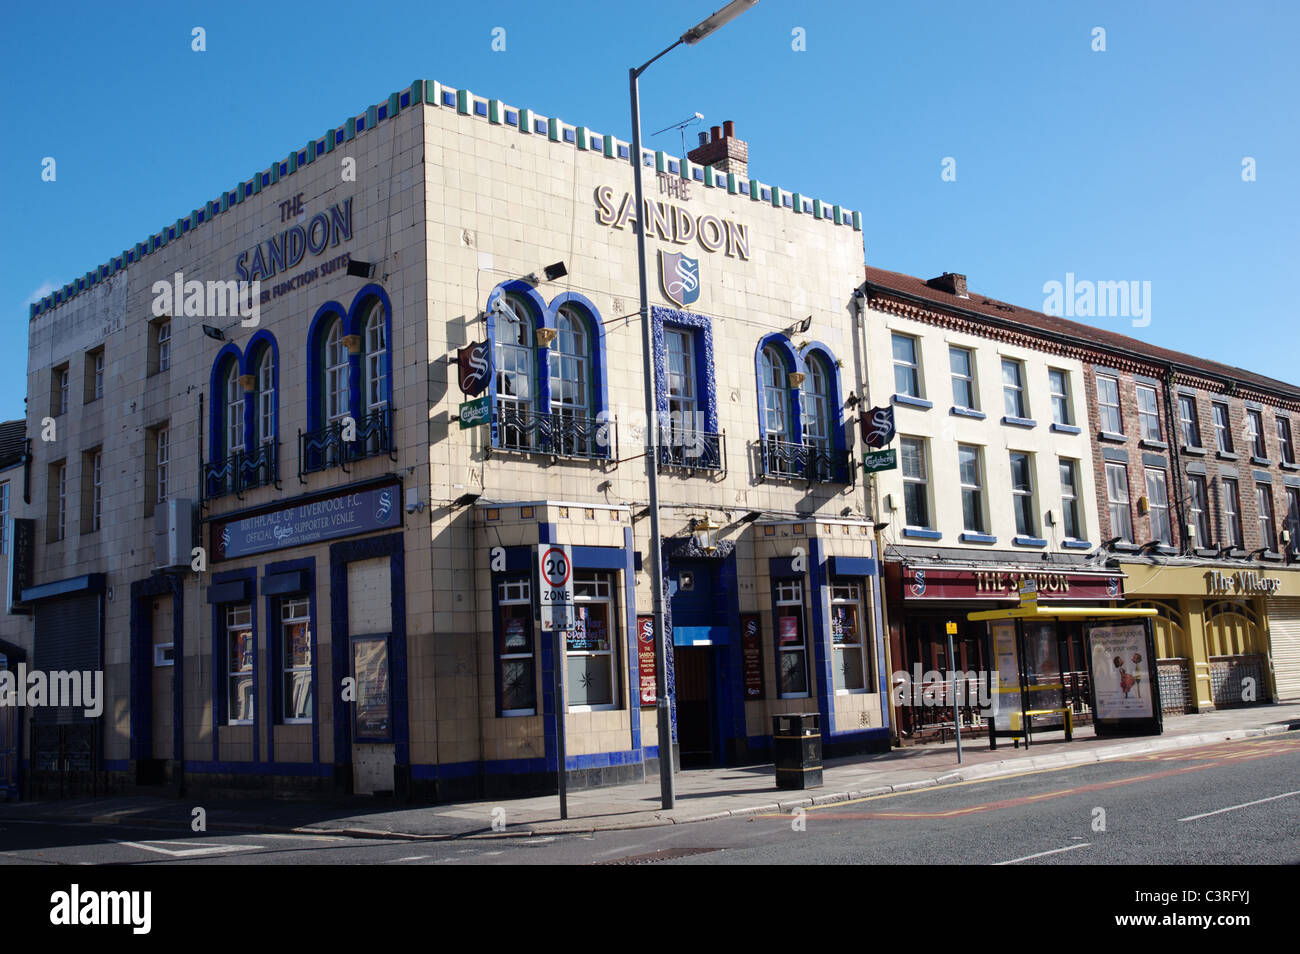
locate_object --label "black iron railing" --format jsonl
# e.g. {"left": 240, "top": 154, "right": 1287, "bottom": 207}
{"left": 761, "top": 437, "right": 851, "bottom": 484}
{"left": 203, "top": 442, "right": 280, "bottom": 502}
{"left": 298, "top": 407, "right": 396, "bottom": 481}
{"left": 491, "top": 405, "right": 615, "bottom": 461}
{"left": 656, "top": 428, "right": 725, "bottom": 473}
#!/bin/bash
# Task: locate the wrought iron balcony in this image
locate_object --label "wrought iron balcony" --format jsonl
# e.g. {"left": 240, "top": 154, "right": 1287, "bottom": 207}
{"left": 203, "top": 442, "right": 280, "bottom": 502}
{"left": 491, "top": 405, "right": 616, "bottom": 461}
{"left": 761, "top": 437, "right": 851, "bottom": 484}
{"left": 298, "top": 407, "right": 396, "bottom": 481}
{"left": 656, "top": 428, "right": 725, "bottom": 474}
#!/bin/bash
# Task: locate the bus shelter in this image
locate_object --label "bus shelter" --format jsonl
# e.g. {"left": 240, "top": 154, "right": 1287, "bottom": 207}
{"left": 966, "top": 604, "right": 1162, "bottom": 749}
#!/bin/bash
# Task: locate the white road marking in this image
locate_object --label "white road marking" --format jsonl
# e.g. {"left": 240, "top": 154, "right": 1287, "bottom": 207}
{"left": 115, "top": 840, "right": 263, "bottom": 858}
{"left": 996, "top": 843, "right": 1091, "bottom": 865}
{"left": 386, "top": 855, "right": 430, "bottom": 863}
{"left": 1178, "top": 790, "right": 1300, "bottom": 822}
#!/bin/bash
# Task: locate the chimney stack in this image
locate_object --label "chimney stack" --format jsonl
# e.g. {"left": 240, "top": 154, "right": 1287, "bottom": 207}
{"left": 926, "top": 272, "right": 969, "bottom": 298}
{"left": 688, "top": 119, "right": 749, "bottom": 180}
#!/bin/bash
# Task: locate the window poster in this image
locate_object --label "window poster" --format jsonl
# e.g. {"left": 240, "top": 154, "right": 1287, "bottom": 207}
{"left": 1088, "top": 623, "right": 1154, "bottom": 720}
{"left": 503, "top": 615, "right": 528, "bottom": 652}
{"left": 567, "top": 605, "right": 609, "bottom": 652}
{"left": 352, "top": 636, "right": 390, "bottom": 739}
{"left": 778, "top": 615, "right": 800, "bottom": 645}
{"left": 831, "top": 605, "right": 857, "bottom": 645}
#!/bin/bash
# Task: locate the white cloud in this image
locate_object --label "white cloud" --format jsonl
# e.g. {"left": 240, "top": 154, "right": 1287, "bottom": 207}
{"left": 23, "top": 281, "right": 59, "bottom": 305}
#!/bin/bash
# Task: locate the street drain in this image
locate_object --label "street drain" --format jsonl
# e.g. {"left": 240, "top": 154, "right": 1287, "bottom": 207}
{"left": 598, "top": 846, "right": 723, "bottom": 865}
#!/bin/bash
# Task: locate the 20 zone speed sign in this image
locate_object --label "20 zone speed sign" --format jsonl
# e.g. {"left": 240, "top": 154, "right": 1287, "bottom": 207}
{"left": 538, "top": 544, "right": 574, "bottom": 631}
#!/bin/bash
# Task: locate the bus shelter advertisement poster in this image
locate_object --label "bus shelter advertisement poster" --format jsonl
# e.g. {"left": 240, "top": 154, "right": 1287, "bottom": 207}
{"left": 1089, "top": 623, "right": 1153, "bottom": 720}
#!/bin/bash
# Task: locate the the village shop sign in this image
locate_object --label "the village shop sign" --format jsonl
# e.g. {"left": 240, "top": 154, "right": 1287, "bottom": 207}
{"left": 594, "top": 186, "right": 750, "bottom": 260}
{"left": 1205, "top": 569, "right": 1281, "bottom": 595}
{"left": 903, "top": 567, "right": 1124, "bottom": 601}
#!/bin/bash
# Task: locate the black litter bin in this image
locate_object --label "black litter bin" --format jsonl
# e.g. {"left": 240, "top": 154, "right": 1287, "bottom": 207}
{"left": 773, "top": 713, "right": 822, "bottom": 789}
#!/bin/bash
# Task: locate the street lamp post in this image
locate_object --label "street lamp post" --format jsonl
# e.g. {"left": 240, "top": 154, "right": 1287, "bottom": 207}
{"left": 629, "top": 0, "right": 758, "bottom": 812}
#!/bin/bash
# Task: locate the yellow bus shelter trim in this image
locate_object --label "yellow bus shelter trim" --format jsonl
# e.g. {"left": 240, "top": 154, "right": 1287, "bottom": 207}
{"left": 966, "top": 606, "right": 1158, "bottom": 622}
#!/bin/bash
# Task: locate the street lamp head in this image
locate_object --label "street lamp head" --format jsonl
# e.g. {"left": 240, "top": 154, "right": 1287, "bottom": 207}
{"left": 681, "top": 0, "right": 758, "bottom": 44}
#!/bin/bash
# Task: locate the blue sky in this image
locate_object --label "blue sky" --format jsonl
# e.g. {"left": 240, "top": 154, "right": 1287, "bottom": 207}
{"left": 3, "top": 0, "right": 1297, "bottom": 422}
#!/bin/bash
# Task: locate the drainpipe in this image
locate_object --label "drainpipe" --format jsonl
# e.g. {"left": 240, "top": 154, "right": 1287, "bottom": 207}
{"left": 1163, "top": 364, "right": 1190, "bottom": 554}
{"left": 854, "top": 286, "right": 900, "bottom": 746}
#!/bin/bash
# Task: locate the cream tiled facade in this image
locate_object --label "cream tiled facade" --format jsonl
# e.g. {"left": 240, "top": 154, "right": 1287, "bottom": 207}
{"left": 4, "top": 80, "right": 888, "bottom": 800}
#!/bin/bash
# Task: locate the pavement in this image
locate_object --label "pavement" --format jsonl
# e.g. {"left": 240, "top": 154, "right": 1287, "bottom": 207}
{"left": 4, "top": 702, "right": 1298, "bottom": 841}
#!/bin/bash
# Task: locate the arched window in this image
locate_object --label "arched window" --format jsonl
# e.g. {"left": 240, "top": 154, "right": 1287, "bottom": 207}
{"left": 495, "top": 295, "right": 536, "bottom": 451}
{"left": 550, "top": 304, "right": 591, "bottom": 455}
{"left": 255, "top": 348, "right": 275, "bottom": 448}
{"left": 802, "top": 353, "right": 831, "bottom": 456}
{"left": 225, "top": 362, "right": 245, "bottom": 456}
{"left": 363, "top": 301, "right": 387, "bottom": 416}
{"left": 324, "top": 318, "right": 349, "bottom": 425}
{"left": 761, "top": 345, "right": 791, "bottom": 440}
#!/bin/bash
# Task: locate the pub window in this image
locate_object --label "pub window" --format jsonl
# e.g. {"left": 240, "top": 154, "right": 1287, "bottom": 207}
{"left": 51, "top": 363, "right": 70, "bottom": 417}
{"left": 225, "top": 604, "right": 255, "bottom": 725}
{"left": 568, "top": 572, "right": 618, "bottom": 711}
{"left": 145, "top": 424, "right": 169, "bottom": 518}
{"left": 498, "top": 578, "right": 536, "bottom": 716}
{"left": 775, "top": 579, "right": 809, "bottom": 698}
{"left": 901, "top": 436, "right": 931, "bottom": 530}
{"left": 830, "top": 583, "right": 869, "bottom": 693}
{"left": 154, "top": 318, "right": 172, "bottom": 374}
{"left": 84, "top": 347, "right": 105, "bottom": 403}
{"left": 549, "top": 304, "right": 594, "bottom": 456}
{"left": 280, "top": 597, "right": 313, "bottom": 723}
{"left": 362, "top": 300, "right": 389, "bottom": 417}
{"left": 494, "top": 294, "right": 537, "bottom": 451}
{"left": 48, "top": 460, "right": 67, "bottom": 543}
{"left": 324, "top": 318, "right": 349, "bottom": 425}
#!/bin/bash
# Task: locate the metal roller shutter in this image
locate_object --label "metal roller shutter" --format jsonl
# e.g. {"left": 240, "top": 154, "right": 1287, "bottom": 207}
{"left": 1270, "top": 598, "right": 1300, "bottom": 701}
{"left": 33, "top": 593, "right": 102, "bottom": 725}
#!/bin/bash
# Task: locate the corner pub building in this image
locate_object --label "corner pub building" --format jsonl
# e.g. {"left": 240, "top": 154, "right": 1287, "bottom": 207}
{"left": 5, "top": 80, "right": 887, "bottom": 801}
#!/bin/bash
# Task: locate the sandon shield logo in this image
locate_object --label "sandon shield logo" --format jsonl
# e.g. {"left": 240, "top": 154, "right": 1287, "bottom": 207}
{"left": 659, "top": 251, "right": 700, "bottom": 308}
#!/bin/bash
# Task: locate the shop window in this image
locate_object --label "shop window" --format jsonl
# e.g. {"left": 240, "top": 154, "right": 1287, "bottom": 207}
{"left": 498, "top": 578, "right": 536, "bottom": 715}
{"left": 225, "top": 604, "right": 255, "bottom": 725}
{"left": 830, "top": 583, "right": 869, "bottom": 692}
{"left": 568, "top": 573, "right": 617, "bottom": 711}
{"left": 279, "top": 597, "right": 312, "bottom": 723}
{"left": 774, "top": 579, "right": 809, "bottom": 698}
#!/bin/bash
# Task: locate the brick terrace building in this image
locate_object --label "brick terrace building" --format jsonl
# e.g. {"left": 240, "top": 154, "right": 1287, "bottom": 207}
{"left": 862, "top": 266, "right": 1300, "bottom": 715}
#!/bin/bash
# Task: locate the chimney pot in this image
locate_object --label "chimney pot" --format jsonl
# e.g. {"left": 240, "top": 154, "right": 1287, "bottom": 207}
{"left": 723, "top": 120, "right": 735, "bottom": 138}
{"left": 926, "top": 272, "right": 969, "bottom": 298}
{"left": 710, "top": 125, "right": 722, "bottom": 142}
{"left": 697, "top": 132, "right": 709, "bottom": 147}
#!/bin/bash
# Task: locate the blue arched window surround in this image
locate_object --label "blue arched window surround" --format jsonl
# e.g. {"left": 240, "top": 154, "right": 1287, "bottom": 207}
{"left": 302, "top": 285, "right": 395, "bottom": 477}
{"left": 484, "top": 281, "right": 610, "bottom": 459}
{"left": 652, "top": 305, "right": 722, "bottom": 471}
{"left": 205, "top": 334, "right": 281, "bottom": 501}
{"left": 754, "top": 335, "right": 849, "bottom": 483}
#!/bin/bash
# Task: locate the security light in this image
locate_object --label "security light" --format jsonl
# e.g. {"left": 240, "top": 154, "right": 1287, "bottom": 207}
{"left": 544, "top": 261, "right": 567, "bottom": 281}
{"left": 202, "top": 325, "right": 225, "bottom": 341}
{"left": 347, "top": 259, "right": 374, "bottom": 278}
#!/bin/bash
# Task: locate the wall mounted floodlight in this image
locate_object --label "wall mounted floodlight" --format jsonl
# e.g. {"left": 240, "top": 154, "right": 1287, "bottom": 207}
{"left": 202, "top": 325, "right": 225, "bottom": 341}
{"left": 544, "top": 261, "right": 568, "bottom": 281}
{"left": 347, "top": 260, "right": 374, "bottom": 278}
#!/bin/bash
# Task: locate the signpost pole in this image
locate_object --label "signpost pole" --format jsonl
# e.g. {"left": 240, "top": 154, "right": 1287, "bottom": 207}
{"left": 553, "top": 625, "right": 567, "bottom": 820}
{"left": 946, "top": 621, "right": 962, "bottom": 764}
